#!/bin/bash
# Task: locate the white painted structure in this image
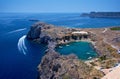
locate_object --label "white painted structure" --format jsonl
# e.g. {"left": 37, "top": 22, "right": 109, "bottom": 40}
{"left": 72, "top": 31, "right": 88, "bottom": 35}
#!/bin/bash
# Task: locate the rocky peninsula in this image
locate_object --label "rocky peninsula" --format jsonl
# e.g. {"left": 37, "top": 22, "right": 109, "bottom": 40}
{"left": 27, "top": 22, "right": 120, "bottom": 79}
{"left": 81, "top": 12, "right": 120, "bottom": 18}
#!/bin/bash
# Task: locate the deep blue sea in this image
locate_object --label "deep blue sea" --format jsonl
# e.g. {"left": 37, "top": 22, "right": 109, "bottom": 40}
{"left": 0, "top": 13, "right": 120, "bottom": 79}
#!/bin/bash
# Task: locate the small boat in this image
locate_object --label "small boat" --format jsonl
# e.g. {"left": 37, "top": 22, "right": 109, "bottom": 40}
{"left": 88, "top": 57, "right": 92, "bottom": 59}
{"left": 66, "top": 44, "right": 70, "bottom": 46}
{"left": 59, "top": 46, "right": 63, "bottom": 48}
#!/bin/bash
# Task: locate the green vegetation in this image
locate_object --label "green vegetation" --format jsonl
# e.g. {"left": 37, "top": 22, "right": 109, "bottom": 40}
{"left": 110, "top": 27, "right": 120, "bottom": 30}
{"left": 99, "top": 55, "right": 107, "bottom": 61}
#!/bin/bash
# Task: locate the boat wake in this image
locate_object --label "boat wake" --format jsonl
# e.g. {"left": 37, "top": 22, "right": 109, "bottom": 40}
{"left": 17, "top": 35, "right": 27, "bottom": 55}
{"left": 8, "top": 28, "right": 27, "bottom": 34}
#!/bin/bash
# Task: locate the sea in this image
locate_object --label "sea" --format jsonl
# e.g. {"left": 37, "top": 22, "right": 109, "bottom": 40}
{"left": 56, "top": 42, "right": 98, "bottom": 60}
{"left": 0, "top": 13, "right": 120, "bottom": 79}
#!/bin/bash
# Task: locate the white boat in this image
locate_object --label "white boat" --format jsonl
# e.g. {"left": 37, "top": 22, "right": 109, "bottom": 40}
{"left": 66, "top": 45, "right": 70, "bottom": 46}
{"left": 59, "top": 46, "right": 63, "bottom": 48}
{"left": 87, "top": 52, "right": 90, "bottom": 54}
{"left": 118, "top": 49, "right": 120, "bottom": 54}
{"left": 88, "top": 57, "right": 92, "bottom": 59}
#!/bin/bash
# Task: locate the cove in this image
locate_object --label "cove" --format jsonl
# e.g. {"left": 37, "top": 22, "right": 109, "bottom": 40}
{"left": 56, "top": 41, "right": 98, "bottom": 60}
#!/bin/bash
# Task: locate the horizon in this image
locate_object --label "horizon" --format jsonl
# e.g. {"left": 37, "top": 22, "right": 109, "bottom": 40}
{"left": 1, "top": 11, "right": 120, "bottom": 14}
{"left": 0, "top": 0, "right": 120, "bottom": 13}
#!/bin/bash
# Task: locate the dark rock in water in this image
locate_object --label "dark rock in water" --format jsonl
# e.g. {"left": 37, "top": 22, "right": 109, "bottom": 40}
{"left": 27, "top": 23, "right": 41, "bottom": 39}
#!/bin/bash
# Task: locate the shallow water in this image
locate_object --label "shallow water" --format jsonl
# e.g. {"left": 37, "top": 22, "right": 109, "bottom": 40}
{"left": 56, "top": 42, "right": 98, "bottom": 60}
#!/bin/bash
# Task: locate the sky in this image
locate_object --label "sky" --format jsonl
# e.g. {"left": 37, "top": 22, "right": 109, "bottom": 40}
{"left": 0, "top": 0, "right": 120, "bottom": 13}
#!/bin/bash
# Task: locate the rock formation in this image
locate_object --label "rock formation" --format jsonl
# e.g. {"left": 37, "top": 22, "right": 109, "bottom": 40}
{"left": 27, "top": 22, "right": 104, "bottom": 79}
{"left": 27, "top": 22, "right": 55, "bottom": 44}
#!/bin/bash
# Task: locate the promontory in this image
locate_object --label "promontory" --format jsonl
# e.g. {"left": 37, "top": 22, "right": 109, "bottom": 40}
{"left": 27, "top": 22, "right": 120, "bottom": 79}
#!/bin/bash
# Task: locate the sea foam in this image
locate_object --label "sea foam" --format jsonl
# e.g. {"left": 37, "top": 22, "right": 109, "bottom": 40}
{"left": 17, "top": 35, "right": 27, "bottom": 55}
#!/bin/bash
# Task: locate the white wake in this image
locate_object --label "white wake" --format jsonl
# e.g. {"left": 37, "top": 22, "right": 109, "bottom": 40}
{"left": 8, "top": 28, "right": 27, "bottom": 34}
{"left": 17, "top": 35, "right": 27, "bottom": 55}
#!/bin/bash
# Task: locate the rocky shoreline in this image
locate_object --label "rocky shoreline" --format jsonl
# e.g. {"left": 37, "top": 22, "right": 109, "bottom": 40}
{"left": 27, "top": 22, "right": 120, "bottom": 79}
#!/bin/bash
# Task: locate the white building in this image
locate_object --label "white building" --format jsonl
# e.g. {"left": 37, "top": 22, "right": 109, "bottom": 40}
{"left": 72, "top": 31, "right": 88, "bottom": 35}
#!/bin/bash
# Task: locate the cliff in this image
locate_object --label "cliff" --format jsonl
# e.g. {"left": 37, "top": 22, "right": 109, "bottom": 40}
{"left": 81, "top": 12, "right": 120, "bottom": 18}
{"left": 27, "top": 22, "right": 55, "bottom": 44}
{"left": 27, "top": 22, "right": 73, "bottom": 44}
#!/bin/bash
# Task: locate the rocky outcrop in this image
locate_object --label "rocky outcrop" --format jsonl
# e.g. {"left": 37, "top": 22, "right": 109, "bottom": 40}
{"left": 27, "top": 22, "right": 55, "bottom": 44}
{"left": 38, "top": 49, "right": 104, "bottom": 79}
{"left": 27, "top": 22, "right": 41, "bottom": 39}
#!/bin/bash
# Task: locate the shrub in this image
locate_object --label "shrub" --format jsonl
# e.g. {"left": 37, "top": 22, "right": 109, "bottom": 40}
{"left": 99, "top": 55, "right": 106, "bottom": 61}
{"left": 110, "top": 27, "right": 120, "bottom": 30}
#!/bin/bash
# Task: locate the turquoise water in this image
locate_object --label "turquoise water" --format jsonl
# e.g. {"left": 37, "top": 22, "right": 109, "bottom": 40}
{"left": 56, "top": 42, "right": 98, "bottom": 60}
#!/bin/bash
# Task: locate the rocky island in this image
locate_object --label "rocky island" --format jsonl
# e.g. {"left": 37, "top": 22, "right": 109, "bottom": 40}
{"left": 81, "top": 12, "right": 120, "bottom": 18}
{"left": 27, "top": 22, "right": 120, "bottom": 79}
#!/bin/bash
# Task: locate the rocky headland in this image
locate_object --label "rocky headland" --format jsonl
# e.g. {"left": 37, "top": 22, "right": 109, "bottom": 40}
{"left": 81, "top": 12, "right": 120, "bottom": 18}
{"left": 27, "top": 22, "right": 120, "bottom": 79}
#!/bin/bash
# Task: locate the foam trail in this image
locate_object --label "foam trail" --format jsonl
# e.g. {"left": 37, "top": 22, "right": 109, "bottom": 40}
{"left": 8, "top": 28, "right": 26, "bottom": 34}
{"left": 17, "top": 35, "right": 27, "bottom": 55}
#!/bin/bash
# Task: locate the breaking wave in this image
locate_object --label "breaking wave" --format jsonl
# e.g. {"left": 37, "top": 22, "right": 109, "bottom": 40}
{"left": 17, "top": 35, "right": 27, "bottom": 55}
